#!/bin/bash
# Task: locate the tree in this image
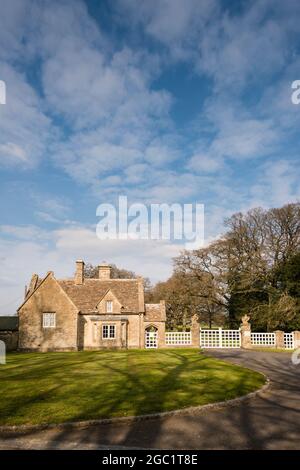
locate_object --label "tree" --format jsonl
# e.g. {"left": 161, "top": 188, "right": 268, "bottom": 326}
{"left": 173, "top": 202, "right": 300, "bottom": 331}
{"left": 175, "top": 240, "right": 229, "bottom": 316}
{"left": 145, "top": 272, "right": 197, "bottom": 330}
{"left": 275, "top": 251, "right": 300, "bottom": 298}
{"left": 251, "top": 292, "right": 299, "bottom": 332}
{"left": 84, "top": 262, "right": 151, "bottom": 294}
{"left": 224, "top": 203, "right": 300, "bottom": 327}
{"left": 84, "top": 263, "right": 137, "bottom": 279}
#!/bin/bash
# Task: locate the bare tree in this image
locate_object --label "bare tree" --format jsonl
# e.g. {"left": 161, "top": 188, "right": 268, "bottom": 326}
{"left": 173, "top": 202, "right": 300, "bottom": 330}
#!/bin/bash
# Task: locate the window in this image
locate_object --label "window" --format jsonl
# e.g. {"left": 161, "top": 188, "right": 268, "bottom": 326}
{"left": 43, "top": 312, "right": 56, "bottom": 328}
{"left": 102, "top": 324, "right": 116, "bottom": 339}
{"left": 106, "top": 300, "right": 113, "bottom": 313}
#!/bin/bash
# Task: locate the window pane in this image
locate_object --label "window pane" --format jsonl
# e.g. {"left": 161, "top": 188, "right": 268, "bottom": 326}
{"left": 102, "top": 325, "right": 109, "bottom": 338}
{"left": 109, "top": 325, "right": 115, "bottom": 338}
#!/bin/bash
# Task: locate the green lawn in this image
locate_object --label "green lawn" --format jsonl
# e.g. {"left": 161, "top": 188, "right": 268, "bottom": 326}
{"left": 0, "top": 349, "right": 265, "bottom": 426}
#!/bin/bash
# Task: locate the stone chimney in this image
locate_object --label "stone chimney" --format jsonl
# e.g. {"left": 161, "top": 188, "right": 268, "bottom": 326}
{"left": 98, "top": 262, "right": 111, "bottom": 280}
{"left": 75, "top": 260, "right": 84, "bottom": 285}
{"left": 137, "top": 276, "right": 144, "bottom": 312}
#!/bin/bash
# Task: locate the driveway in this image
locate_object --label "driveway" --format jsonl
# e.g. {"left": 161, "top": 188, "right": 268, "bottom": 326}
{"left": 0, "top": 349, "right": 299, "bottom": 450}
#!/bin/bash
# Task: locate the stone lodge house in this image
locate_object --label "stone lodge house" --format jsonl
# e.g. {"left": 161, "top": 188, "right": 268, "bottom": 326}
{"left": 17, "top": 261, "right": 166, "bottom": 351}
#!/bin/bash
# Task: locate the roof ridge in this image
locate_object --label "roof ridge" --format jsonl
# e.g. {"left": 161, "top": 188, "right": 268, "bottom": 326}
{"left": 58, "top": 278, "right": 139, "bottom": 283}
{"left": 85, "top": 278, "right": 139, "bottom": 281}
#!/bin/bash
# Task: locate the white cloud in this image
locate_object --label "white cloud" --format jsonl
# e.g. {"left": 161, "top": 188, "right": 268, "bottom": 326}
{"left": 0, "top": 225, "right": 49, "bottom": 241}
{"left": 115, "top": 0, "right": 218, "bottom": 60}
{"left": 0, "top": 142, "right": 27, "bottom": 162}
{"left": 145, "top": 141, "right": 179, "bottom": 167}
{"left": 0, "top": 0, "right": 35, "bottom": 61}
{"left": 0, "top": 222, "right": 182, "bottom": 315}
{"left": 186, "top": 99, "right": 279, "bottom": 181}
{"left": 35, "top": 212, "right": 62, "bottom": 224}
{"left": 187, "top": 153, "right": 223, "bottom": 173}
{"left": 0, "top": 62, "right": 52, "bottom": 168}
{"left": 212, "top": 116, "right": 278, "bottom": 161}
{"left": 197, "top": 4, "right": 288, "bottom": 90}
{"left": 0, "top": 0, "right": 299, "bottom": 314}
{"left": 117, "top": 0, "right": 298, "bottom": 91}
{"left": 0, "top": 0, "right": 173, "bottom": 180}
{"left": 249, "top": 159, "right": 300, "bottom": 208}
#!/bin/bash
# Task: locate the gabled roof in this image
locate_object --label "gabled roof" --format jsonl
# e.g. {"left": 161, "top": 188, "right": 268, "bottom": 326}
{"left": 18, "top": 272, "right": 79, "bottom": 313}
{"left": 25, "top": 274, "right": 42, "bottom": 299}
{"left": 18, "top": 272, "right": 53, "bottom": 311}
{"left": 0, "top": 316, "right": 18, "bottom": 331}
{"left": 58, "top": 279, "right": 143, "bottom": 313}
{"left": 95, "top": 288, "right": 123, "bottom": 310}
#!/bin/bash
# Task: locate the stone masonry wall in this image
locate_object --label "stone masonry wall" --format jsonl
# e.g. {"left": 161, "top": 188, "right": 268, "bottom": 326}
{"left": 18, "top": 274, "right": 79, "bottom": 351}
{"left": 0, "top": 331, "right": 18, "bottom": 351}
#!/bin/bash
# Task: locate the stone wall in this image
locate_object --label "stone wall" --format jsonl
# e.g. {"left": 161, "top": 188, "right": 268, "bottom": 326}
{"left": 82, "top": 317, "right": 123, "bottom": 349}
{"left": 127, "top": 314, "right": 143, "bottom": 348}
{"left": 18, "top": 273, "right": 79, "bottom": 351}
{"left": 0, "top": 331, "right": 18, "bottom": 351}
{"left": 240, "top": 315, "right": 299, "bottom": 350}
{"left": 294, "top": 331, "right": 300, "bottom": 349}
{"left": 81, "top": 313, "right": 144, "bottom": 349}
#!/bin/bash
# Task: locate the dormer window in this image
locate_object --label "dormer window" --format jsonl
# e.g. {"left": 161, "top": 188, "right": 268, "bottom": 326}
{"left": 106, "top": 300, "right": 113, "bottom": 313}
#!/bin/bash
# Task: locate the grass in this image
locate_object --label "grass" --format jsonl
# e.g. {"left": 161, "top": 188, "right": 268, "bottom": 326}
{"left": 0, "top": 349, "right": 265, "bottom": 426}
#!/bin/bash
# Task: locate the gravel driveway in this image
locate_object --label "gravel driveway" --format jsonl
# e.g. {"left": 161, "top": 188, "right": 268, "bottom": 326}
{"left": 0, "top": 349, "right": 299, "bottom": 450}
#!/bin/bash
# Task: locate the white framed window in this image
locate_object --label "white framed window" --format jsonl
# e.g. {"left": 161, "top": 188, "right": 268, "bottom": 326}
{"left": 43, "top": 312, "right": 56, "bottom": 328}
{"left": 106, "top": 300, "right": 113, "bottom": 313}
{"left": 102, "top": 324, "right": 116, "bottom": 339}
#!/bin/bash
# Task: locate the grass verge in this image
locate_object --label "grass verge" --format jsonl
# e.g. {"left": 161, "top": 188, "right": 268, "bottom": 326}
{"left": 0, "top": 349, "right": 265, "bottom": 426}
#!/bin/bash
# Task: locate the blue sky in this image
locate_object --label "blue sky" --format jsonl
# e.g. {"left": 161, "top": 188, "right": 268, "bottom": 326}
{"left": 0, "top": 0, "right": 300, "bottom": 313}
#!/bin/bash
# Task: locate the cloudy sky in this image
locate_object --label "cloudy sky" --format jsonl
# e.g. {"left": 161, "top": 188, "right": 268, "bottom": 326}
{"left": 0, "top": 0, "right": 300, "bottom": 314}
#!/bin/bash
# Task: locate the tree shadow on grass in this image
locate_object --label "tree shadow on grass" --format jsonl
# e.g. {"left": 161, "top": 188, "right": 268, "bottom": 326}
{"left": 40, "top": 350, "right": 191, "bottom": 449}
{"left": 62, "top": 349, "right": 300, "bottom": 450}
{"left": 42, "top": 349, "right": 263, "bottom": 449}
{"left": 2, "top": 349, "right": 300, "bottom": 449}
